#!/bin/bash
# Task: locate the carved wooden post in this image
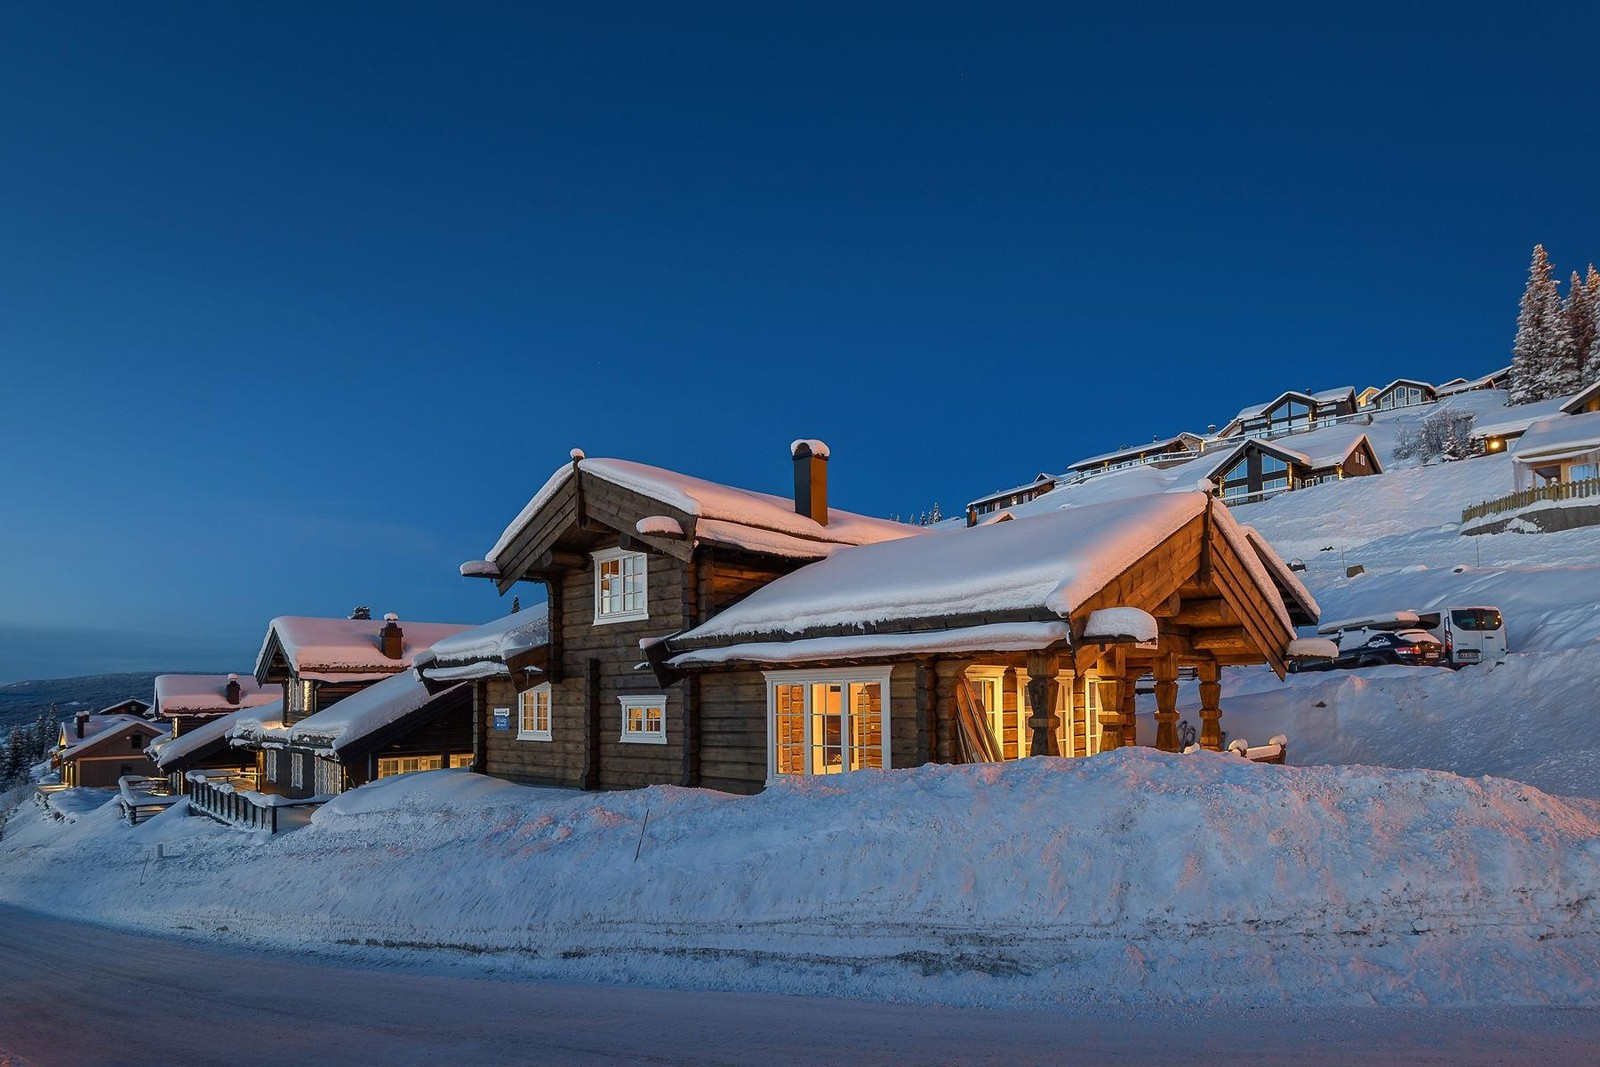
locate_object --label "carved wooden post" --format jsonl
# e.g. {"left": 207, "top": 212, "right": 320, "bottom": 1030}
{"left": 1120, "top": 666, "right": 1138, "bottom": 748}
{"left": 1095, "top": 650, "right": 1124, "bottom": 752}
{"left": 1026, "top": 651, "right": 1061, "bottom": 757}
{"left": 933, "top": 660, "right": 971, "bottom": 764}
{"left": 1153, "top": 652, "right": 1180, "bottom": 753}
{"left": 1197, "top": 659, "right": 1224, "bottom": 752}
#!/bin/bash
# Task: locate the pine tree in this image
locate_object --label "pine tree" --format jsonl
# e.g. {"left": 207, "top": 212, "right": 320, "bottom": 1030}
{"left": 1554, "top": 270, "right": 1592, "bottom": 396}
{"left": 1585, "top": 265, "right": 1600, "bottom": 386}
{"left": 3, "top": 725, "right": 29, "bottom": 785}
{"left": 1510, "top": 245, "right": 1561, "bottom": 404}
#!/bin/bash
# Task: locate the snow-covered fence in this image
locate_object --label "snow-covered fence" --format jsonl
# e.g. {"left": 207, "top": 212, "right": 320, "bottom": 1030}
{"left": 1461, "top": 475, "right": 1600, "bottom": 525}
{"left": 186, "top": 771, "right": 285, "bottom": 833}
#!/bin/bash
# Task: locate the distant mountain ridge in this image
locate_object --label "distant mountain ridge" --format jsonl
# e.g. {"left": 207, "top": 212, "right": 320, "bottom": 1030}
{"left": 0, "top": 671, "right": 226, "bottom": 734}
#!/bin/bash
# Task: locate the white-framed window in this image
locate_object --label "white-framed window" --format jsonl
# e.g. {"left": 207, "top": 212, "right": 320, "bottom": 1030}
{"left": 314, "top": 756, "right": 343, "bottom": 796}
{"left": 265, "top": 752, "right": 278, "bottom": 784}
{"left": 965, "top": 666, "right": 1024, "bottom": 759}
{"left": 1017, "top": 671, "right": 1108, "bottom": 758}
{"left": 619, "top": 694, "right": 667, "bottom": 744}
{"left": 593, "top": 547, "right": 649, "bottom": 624}
{"left": 765, "top": 668, "right": 890, "bottom": 779}
{"left": 290, "top": 752, "right": 304, "bottom": 791}
{"left": 449, "top": 753, "right": 473, "bottom": 769}
{"left": 376, "top": 755, "right": 445, "bottom": 777}
{"left": 518, "top": 683, "right": 552, "bottom": 741}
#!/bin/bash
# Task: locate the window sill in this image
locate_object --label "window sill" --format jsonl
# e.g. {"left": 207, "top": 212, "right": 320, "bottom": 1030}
{"left": 593, "top": 610, "right": 650, "bottom": 626}
{"left": 619, "top": 733, "right": 668, "bottom": 745}
{"left": 516, "top": 732, "right": 552, "bottom": 742}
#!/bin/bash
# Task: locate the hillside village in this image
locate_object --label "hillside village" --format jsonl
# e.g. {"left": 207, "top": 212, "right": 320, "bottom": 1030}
{"left": 6, "top": 361, "right": 1599, "bottom": 817}
{"left": 4, "top": 357, "right": 1600, "bottom": 1015}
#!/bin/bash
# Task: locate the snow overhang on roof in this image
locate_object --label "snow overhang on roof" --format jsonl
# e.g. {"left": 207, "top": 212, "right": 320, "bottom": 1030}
{"left": 254, "top": 616, "right": 475, "bottom": 683}
{"left": 1559, "top": 380, "right": 1600, "bottom": 415}
{"left": 482, "top": 455, "right": 921, "bottom": 585}
{"left": 413, "top": 606, "right": 551, "bottom": 680}
{"left": 286, "top": 673, "right": 470, "bottom": 756}
{"left": 1511, "top": 411, "right": 1600, "bottom": 463}
{"left": 154, "top": 673, "right": 281, "bottom": 717}
{"left": 669, "top": 493, "right": 1210, "bottom": 650}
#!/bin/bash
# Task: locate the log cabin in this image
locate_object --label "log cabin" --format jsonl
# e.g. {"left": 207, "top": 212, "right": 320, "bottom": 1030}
{"left": 233, "top": 613, "right": 473, "bottom": 799}
{"left": 53, "top": 714, "right": 168, "bottom": 789}
{"left": 453, "top": 444, "right": 1316, "bottom": 795}
{"left": 661, "top": 492, "right": 1317, "bottom": 785}
{"left": 148, "top": 673, "right": 283, "bottom": 792}
{"left": 450, "top": 444, "right": 917, "bottom": 792}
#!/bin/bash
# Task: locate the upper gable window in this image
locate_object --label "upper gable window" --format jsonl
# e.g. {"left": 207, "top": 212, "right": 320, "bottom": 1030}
{"left": 593, "top": 547, "right": 649, "bottom": 624}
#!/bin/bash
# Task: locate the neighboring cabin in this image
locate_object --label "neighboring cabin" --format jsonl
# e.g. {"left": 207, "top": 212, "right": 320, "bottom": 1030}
{"left": 53, "top": 713, "right": 167, "bottom": 788}
{"left": 93, "top": 697, "right": 152, "bottom": 719}
{"left": 148, "top": 673, "right": 283, "bottom": 792}
{"left": 449, "top": 444, "right": 1314, "bottom": 795}
{"left": 232, "top": 614, "right": 473, "bottom": 799}
{"left": 1365, "top": 379, "right": 1438, "bottom": 411}
{"left": 1219, "top": 388, "right": 1357, "bottom": 439}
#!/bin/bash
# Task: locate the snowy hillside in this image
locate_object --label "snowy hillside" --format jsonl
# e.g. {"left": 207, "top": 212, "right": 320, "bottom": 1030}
{"left": 3, "top": 756, "right": 1599, "bottom": 1009}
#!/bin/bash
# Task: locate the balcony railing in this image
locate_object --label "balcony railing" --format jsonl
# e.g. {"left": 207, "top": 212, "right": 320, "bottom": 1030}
{"left": 1462, "top": 476, "right": 1600, "bottom": 525}
{"left": 186, "top": 770, "right": 292, "bottom": 833}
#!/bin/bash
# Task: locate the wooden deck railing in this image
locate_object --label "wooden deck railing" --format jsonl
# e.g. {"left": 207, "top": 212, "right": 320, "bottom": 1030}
{"left": 1462, "top": 476, "right": 1600, "bottom": 524}
{"left": 186, "top": 771, "right": 283, "bottom": 833}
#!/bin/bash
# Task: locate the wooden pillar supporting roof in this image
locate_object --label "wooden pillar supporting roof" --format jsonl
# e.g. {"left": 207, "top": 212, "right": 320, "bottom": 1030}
{"left": 1152, "top": 652, "right": 1180, "bottom": 753}
{"left": 1025, "top": 650, "right": 1062, "bottom": 758}
{"left": 1197, "top": 659, "right": 1223, "bottom": 752}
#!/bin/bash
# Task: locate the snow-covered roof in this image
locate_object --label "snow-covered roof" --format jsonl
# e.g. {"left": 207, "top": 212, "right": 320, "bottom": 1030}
{"left": 1240, "top": 526, "right": 1320, "bottom": 625}
{"left": 1067, "top": 434, "right": 1203, "bottom": 471}
{"left": 1437, "top": 366, "right": 1512, "bottom": 397}
{"left": 1472, "top": 396, "right": 1577, "bottom": 442}
{"left": 154, "top": 673, "right": 282, "bottom": 717}
{"left": 152, "top": 707, "right": 258, "bottom": 771}
{"left": 673, "top": 493, "right": 1210, "bottom": 645}
{"left": 966, "top": 472, "right": 1062, "bottom": 509}
{"left": 1267, "top": 424, "right": 1379, "bottom": 472}
{"left": 668, "top": 622, "right": 1072, "bottom": 668}
{"left": 286, "top": 671, "right": 468, "bottom": 754}
{"left": 1231, "top": 389, "right": 1332, "bottom": 423}
{"left": 57, "top": 715, "right": 167, "bottom": 763}
{"left": 94, "top": 697, "right": 150, "bottom": 716}
{"left": 1311, "top": 386, "right": 1356, "bottom": 404}
{"left": 1511, "top": 411, "right": 1600, "bottom": 464}
{"left": 483, "top": 457, "right": 917, "bottom": 569}
{"left": 1559, "top": 379, "right": 1600, "bottom": 415}
{"left": 1374, "top": 378, "right": 1436, "bottom": 396}
{"left": 255, "top": 616, "right": 475, "bottom": 683}
{"left": 412, "top": 607, "right": 551, "bottom": 680}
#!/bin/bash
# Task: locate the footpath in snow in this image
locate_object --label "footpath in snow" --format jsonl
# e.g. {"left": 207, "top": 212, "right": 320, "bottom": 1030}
{"left": 3, "top": 754, "right": 1599, "bottom": 1010}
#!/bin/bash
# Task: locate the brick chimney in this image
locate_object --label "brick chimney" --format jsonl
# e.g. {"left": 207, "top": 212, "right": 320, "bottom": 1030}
{"left": 791, "top": 439, "right": 830, "bottom": 526}
{"left": 224, "top": 673, "right": 241, "bottom": 705}
{"left": 75, "top": 710, "right": 89, "bottom": 739}
{"left": 379, "top": 613, "right": 404, "bottom": 660}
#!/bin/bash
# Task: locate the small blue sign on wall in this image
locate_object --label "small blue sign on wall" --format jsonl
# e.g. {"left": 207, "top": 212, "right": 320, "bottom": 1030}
{"left": 492, "top": 707, "right": 511, "bottom": 731}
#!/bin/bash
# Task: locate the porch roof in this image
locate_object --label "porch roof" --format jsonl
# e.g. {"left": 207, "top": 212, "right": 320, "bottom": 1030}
{"left": 1512, "top": 411, "right": 1600, "bottom": 463}
{"left": 412, "top": 606, "right": 550, "bottom": 679}
{"left": 153, "top": 706, "right": 256, "bottom": 771}
{"left": 667, "top": 621, "right": 1072, "bottom": 668}
{"left": 672, "top": 493, "right": 1208, "bottom": 645}
{"left": 285, "top": 671, "right": 468, "bottom": 755}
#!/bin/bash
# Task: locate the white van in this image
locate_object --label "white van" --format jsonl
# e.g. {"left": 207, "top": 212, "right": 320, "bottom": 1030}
{"left": 1418, "top": 606, "right": 1507, "bottom": 667}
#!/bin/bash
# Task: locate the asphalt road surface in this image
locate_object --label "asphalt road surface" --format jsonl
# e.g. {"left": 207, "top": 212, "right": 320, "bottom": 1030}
{"left": 1, "top": 903, "right": 1597, "bottom": 1066}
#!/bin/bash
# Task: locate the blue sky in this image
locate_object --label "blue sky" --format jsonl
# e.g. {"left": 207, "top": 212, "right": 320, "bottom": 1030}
{"left": 2, "top": 3, "right": 1598, "bottom": 682}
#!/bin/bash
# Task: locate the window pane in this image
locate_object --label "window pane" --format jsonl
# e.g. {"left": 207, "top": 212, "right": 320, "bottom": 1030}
{"left": 850, "top": 682, "right": 882, "bottom": 769}
{"left": 774, "top": 684, "right": 804, "bottom": 775}
{"left": 811, "top": 683, "right": 844, "bottom": 773}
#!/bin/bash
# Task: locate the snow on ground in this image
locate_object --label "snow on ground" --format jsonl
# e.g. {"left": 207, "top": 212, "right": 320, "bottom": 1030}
{"left": 3, "top": 755, "right": 1599, "bottom": 1010}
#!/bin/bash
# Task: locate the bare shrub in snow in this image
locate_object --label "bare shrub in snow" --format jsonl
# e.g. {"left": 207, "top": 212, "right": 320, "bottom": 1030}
{"left": 1394, "top": 409, "right": 1476, "bottom": 462}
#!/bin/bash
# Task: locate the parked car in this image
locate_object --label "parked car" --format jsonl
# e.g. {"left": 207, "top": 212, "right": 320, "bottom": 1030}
{"left": 1327, "top": 627, "right": 1446, "bottom": 670}
{"left": 1417, "top": 606, "right": 1507, "bottom": 667}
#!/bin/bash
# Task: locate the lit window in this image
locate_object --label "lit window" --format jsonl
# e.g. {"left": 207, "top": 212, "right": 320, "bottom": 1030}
{"left": 449, "top": 753, "right": 473, "bottom": 769}
{"left": 518, "top": 683, "right": 552, "bottom": 741}
{"left": 619, "top": 695, "right": 667, "bottom": 744}
{"left": 376, "top": 755, "right": 444, "bottom": 777}
{"left": 593, "top": 548, "right": 649, "bottom": 624}
{"left": 764, "top": 669, "right": 890, "bottom": 779}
